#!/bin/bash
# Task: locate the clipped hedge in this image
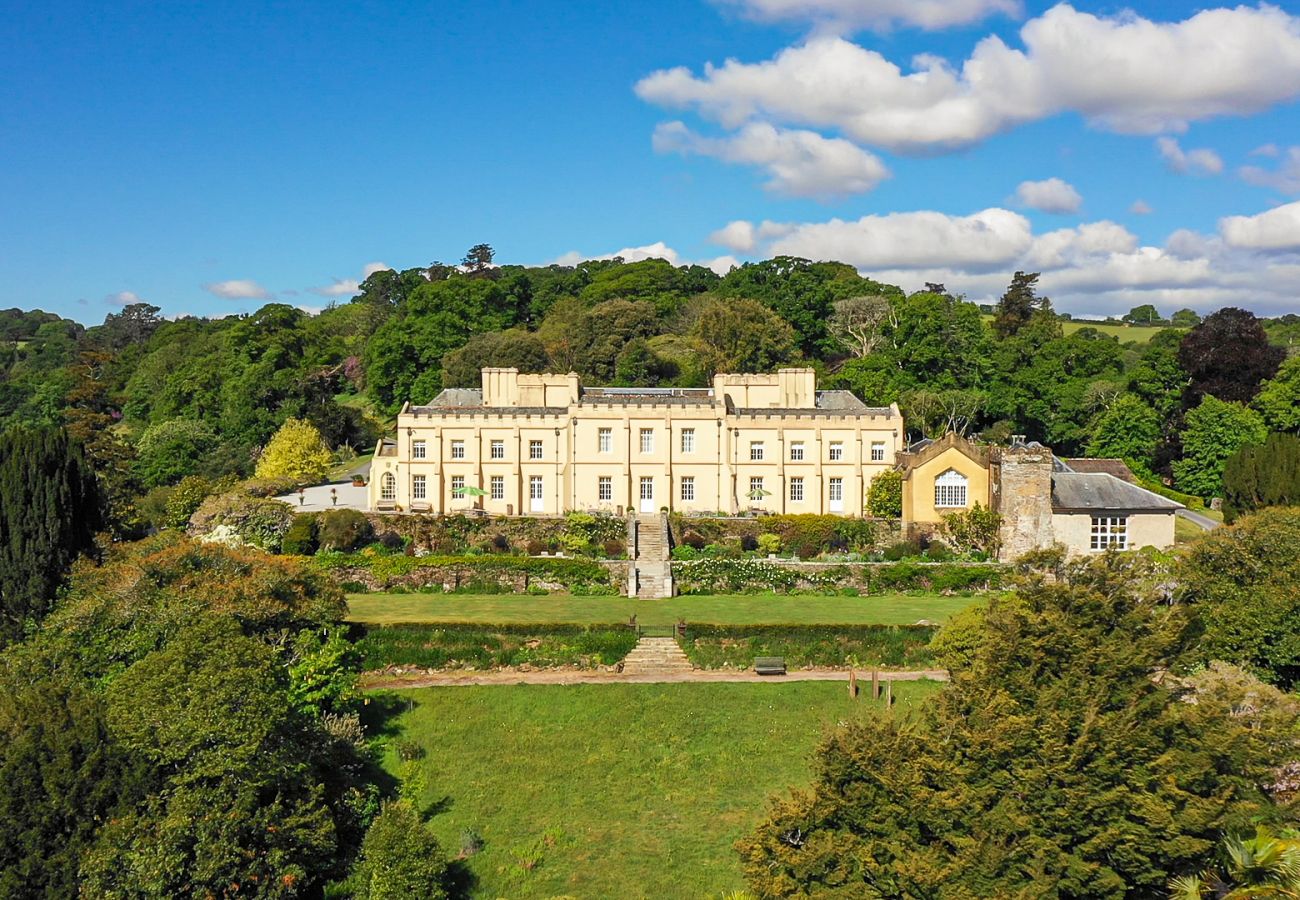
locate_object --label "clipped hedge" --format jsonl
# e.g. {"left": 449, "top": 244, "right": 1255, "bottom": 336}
{"left": 668, "top": 514, "right": 901, "bottom": 559}
{"left": 313, "top": 552, "right": 618, "bottom": 593}
{"left": 672, "top": 559, "right": 1003, "bottom": 595}
{"left": 354, "top": 623, "right": 637, "bottom": 670}
{"left": 680, "top": 624, "right": 937, "bottom": 670}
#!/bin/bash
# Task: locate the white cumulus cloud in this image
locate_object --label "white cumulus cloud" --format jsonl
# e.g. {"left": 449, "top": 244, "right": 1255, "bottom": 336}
{"left": 1240, "top": 146, "right": 1300, "bottom": 195}
{"left": 636, "top": 4, "right": 1300, "bottom": 155}
{"left": 1220, "top": 201, "right": 1300, "bottom": 251}
{"left": 1013, "top": 177, "right": 1082, "bottom": 214}
{"left": 1156, "top": 137, "right": 1224, "bottom": 176}
{"left": 103, "top": 290, "right": 144, "bottom": 307}
{"left": 653, "top": 121, "right": 889, "bottom": 197}
{"left": 549, "top": 242, "right": 738, "bottom": 276}
{"left": 712, "top": 0, "right": 1020, "bottom": 33}
{"left": 205, "top": 279, "right": 272, "bottom": 300}
{"left": 1130, "top": 200, "right": 1154, "bottom": 215}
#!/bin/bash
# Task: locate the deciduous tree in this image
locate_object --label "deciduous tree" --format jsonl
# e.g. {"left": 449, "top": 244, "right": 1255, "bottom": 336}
{"left": 255, "top": 417, "right": 334, "bottom": 485}
{"left": 1179, "top": 307, "right": 1284, "bottom": 405}
{"left": 1173, "top": 396, "right": 1267, "bottom": 498}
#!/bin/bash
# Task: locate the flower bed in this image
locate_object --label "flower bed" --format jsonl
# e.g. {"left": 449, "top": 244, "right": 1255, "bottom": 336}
{"left": 672, "top": 559, "right": 1003, "bottom": 595}
{"left": 313, "top": 551, "right": 619, "bottom": 594}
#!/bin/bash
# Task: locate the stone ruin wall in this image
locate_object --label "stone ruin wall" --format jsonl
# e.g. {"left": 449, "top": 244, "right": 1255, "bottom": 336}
{"left": 995, "top": 446, "right": 1055, "bottom": 561}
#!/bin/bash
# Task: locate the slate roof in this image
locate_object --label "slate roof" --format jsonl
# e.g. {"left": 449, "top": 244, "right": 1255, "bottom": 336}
{"left": 1061, "top": 458, "right": 1138, "bottom": 483}
{"left": 419, "top": 388, "right": 484, "bottom": 409}
{"left": 1051, "top": 472, "right": 1182, "bottom": 512}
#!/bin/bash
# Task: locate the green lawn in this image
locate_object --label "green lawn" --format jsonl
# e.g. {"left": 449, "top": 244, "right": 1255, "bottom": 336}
{"left": 979, "top": 314, "right": 1172, "bottom": 344}
{"left": 386, "top": 680, "right": 939, "bottom": 898}
{"left": 347, "top": 591, "right": 976, "bottom": 626}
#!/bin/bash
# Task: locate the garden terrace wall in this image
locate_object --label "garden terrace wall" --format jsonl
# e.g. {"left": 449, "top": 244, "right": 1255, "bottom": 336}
{"left": 669, "top": 513, "right": 902, "bottom": 558}
{"left": 680, "top": 624, "right": 937, "bottom": 670}
{"left": 358, "top": 512, "right": 627, "bottom": 556}
{"left": 353, "top": 623, "right": 638, "bottom": 670}
{"left": 671, "top": 559, "right": 1004, "bottom": 595}
{"left": 313, "top": 553, "right": 623, "bottom": 594}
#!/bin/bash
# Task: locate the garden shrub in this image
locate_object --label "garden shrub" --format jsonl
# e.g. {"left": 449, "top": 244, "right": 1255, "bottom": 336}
{"left": 188, "top": 490, "right": 295, "bottom": 551}
{"left": 867, "top": 470, "right": 903, "bottom": 518}
{"left": 318, "top": 509, "right": 374, "bottom": 552}
{"left": 281, "top": 514, "right": 319, "bottom": 555}
{"left": 940, "top": 503, "right": 1002, "bottom": 556}
{"left": 602, "top": 539, "right": 625, "bottom": 557}
{"left": 882, "top": 540, "right": 922, "bottom": 561}
{"left": 757, "top": 533, "right": 782, "bottom": 556}
{"left": 492, "top": 534, "right": 510, "bottom": 552}
{"left": 526, "top": 539, "right": 545, "bottom": 556}
{"left": 740, "top": 534, "right": 758, "bottom": 552}
{"left": 924, "top": 541, "right": 955, "bottom": 561}
{"left": 682, "top": 531, "right": 707, "bottom": 549}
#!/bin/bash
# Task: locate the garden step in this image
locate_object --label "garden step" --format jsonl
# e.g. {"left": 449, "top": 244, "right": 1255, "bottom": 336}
{"left": 620, "top": 637, "right": 694, "bottom": 675}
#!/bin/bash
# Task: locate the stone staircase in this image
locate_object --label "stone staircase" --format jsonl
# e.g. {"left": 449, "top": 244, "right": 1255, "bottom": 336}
{"left": 620, "top": 636, "right": 693, "bottom": 676}
{"left": 631, "top": 514, "right": 674, "bottom": 599}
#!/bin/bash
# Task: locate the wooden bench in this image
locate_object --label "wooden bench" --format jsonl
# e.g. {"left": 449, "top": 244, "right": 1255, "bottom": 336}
{"left": 754, "top": 657, "right": 787, "bottom": 676}
{"left": 409, "top": 501, "right": 433, "bottom": 513}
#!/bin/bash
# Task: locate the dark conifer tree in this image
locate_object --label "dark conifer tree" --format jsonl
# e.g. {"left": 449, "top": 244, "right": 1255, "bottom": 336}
{"left": 991, "top": 271, "right": 1045, "bottom": 339}
{"left": 1222, "top": 432, "right": 1300, "bottom": 523}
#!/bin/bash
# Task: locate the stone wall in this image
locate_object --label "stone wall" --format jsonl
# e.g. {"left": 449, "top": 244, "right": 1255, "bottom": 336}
{"left": 994, "top": 445, "right": 1055, "bottom": 561}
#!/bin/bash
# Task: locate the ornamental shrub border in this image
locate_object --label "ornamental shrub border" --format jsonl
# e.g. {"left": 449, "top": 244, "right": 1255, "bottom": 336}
{"left": 313, "top": 552, "right": 617, "bottom": 592}
{"left": 672, "top": 559, "right": 1003, "bottom": 595}
{"left": 352, "top": 623, "right": 637, "bottom": 670}
{"left": 681, "top": 624, "right": 937, "bottom": 670}
{"left": 669, "top": 513, "right": 902, "bottom": 558}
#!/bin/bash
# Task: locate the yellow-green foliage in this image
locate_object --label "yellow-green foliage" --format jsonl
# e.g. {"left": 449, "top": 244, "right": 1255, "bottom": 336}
{"left": 254, "top": 417, "right": 333, "bottom": 485}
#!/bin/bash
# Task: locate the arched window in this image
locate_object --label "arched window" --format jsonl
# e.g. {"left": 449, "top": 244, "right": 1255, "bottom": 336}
{"left": 380, "top": 472, "right": 396, "bottom": 501}
{"left": 934, "top": 469, "right": 967, "bottom": 508}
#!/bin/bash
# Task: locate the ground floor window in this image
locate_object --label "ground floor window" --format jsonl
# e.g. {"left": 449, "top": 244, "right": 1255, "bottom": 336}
{"left": 1090, "top": 516, "right": 1129, "bottom": 550}
{"left": 451, "top": 475, "right": 464, "bottom": 496}
{"left": 412, "top": 475, "right": 426, "bottom": 500}
{"left": 490, "top": 476, "right": 504, "bottom": 500}
{"left": 530, "top": 476, "right": 544, "bottom": 500}
{"left": 380, "top": 472, "right": 396, "bottom": 501}
{"left": 598, "top": 476, "right": 612, "bottom": 501}
{"left": 935, "top": 469, "right": 968, "bottom": 508}
{"left": 828, "top": 477, "right": 843, "bottom": 501}
{"left": 640, "top": 477, "right": 654, "bottom": 501}
{"left": 789, "top": 477, "right": 803, "bottom": 502}
{"left": 680, "top": 476, "right": 694, "bottom": 501}
{"left": 749, "top": 476, "right": 764, "bottom": 499}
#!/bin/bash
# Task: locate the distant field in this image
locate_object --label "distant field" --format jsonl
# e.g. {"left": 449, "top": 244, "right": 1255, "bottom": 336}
{"left": 385, "top": 680, "right": 940, "bottom": 898}
{"left": 979, "top": 314, "right": 1173, "bottom": 344}
{"left": 346, "top": 592, "right": 977, "bottom": 626}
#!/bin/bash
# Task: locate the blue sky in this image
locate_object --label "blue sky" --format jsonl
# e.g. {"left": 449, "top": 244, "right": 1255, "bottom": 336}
{"left": 3, "top": 0, "right": 1299, "bottom": 323}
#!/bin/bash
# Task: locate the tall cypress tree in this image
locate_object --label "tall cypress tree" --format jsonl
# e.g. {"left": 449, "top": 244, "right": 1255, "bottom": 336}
{"left": 0, "top": 427, "right": 102, "bottom": 645}
{"left": 1223, "top": 433, "right": 1300, "bottom": 523}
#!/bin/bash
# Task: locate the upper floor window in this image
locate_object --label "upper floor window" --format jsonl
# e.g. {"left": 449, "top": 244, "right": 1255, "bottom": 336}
{"left": 680, "top": 428, "right": 694, "bottom": 454}
{"left": 529, "top": 440, "right": 543, "bottom": 460}
{"left": 490, "top": 440, "right": 504, "bottom": 459}
{"left": 1090, "top": 516, "right": 1129, "bottom": 551}
{"left": 598, "top": 428, "right": 612, "bottom": 453}
{"left": 750, "top": 442, "right": 764, "bottom": 461}
{"left": 412, "top": 440, "right": 427, "bottom": 459}
{"left": 870, "top": 441, "right": 886, "bottom": 462}
{"left": 640, "top": 428, "right": 654, "bottom": 454}
{"left": 829, "top": 442, "right": 844, "bottom": 461}
{"left": 450, "top": 440, "right": 465, "bottom": 460}
{"left": 934, "top": 469, "right": 968, "bottom": 508}
{"left": 789, "top": 442, "right": 804, "bottom": 461}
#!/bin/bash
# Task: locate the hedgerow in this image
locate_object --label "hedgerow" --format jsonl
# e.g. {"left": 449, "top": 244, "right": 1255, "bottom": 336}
{"left": 672, "top": 559, "right": 1002, "bottom": 594}
{"left": 680, "top": 624, "right": 936, "bottom": 669}
{"left": 353, "top": 623, "right": 637, "bottom": 670}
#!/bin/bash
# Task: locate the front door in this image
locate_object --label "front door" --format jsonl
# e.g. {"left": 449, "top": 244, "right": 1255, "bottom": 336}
{"left": 639, "top": 476, "right": 655, "bottom": 513}
{"left": 530, "top": 476, "right": 544, "bottom": 512}
{"left": 829, "top": 478, "right": 844, "bottom": 513}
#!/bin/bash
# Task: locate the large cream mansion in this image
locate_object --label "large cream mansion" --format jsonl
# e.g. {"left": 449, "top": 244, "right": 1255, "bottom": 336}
{"left": 367, "top": 368, "right": 904, "bottom": 517}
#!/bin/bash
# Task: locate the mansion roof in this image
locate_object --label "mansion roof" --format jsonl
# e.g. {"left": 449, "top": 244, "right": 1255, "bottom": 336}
{"left": 412, "top": 386, "right": 895, "bottom": 418}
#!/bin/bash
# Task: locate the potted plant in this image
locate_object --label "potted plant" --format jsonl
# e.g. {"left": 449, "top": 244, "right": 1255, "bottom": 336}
{"left": 351, "top": 474, "right": 366, "bottom": 487}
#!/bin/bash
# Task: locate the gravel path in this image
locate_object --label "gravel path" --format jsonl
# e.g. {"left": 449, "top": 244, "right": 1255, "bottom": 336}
{"left": 363, "top": 667, "right": 949, "bottom": 689}
{"left": 1176, "top": 508, "right": 1221, "bottom": 530}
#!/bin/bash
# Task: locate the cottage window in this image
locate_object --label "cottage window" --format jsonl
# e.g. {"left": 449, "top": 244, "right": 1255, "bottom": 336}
{"left": 750, "top": 442, "right": 764, "bottom": 461}
{"left": 412, "top": 440, "right": 427, "bottom": 459}
{"left": 490, "top": 476, "right": 504, "bottom": 500}
{"left": 490, "top": 440, "right": 504, "bottom": 459}
{"left": 450, "top": 440, "right": 465, "bottom": 460}
{"left": 598, "top": 428, "right": 612, "bottom": 453}
{"left": 789, "top": 442, "right": 804, "bottom": 461}
{"left": 640, "top": 428, "right": 654, "bottom": 454}
{"left": 680, "top": 477, "right": 695, "bottom": 501}
{"left": 412, "top": 475, "right": 426, "bottom": 500}
{"left": 598, "top": 476, "right": 612, "bottom": 501}
{"left": 380, "top": 472, "right": 396, "bottom": 501}
{"left": 1090, "top": 516, "right": 1129, "bottom": 551}
{"left": 680, "top": 428, "right": 694, "bottom": 454}
{"left": 870, "top": 441, "right": 886, "bottom": 462}
{"left": 789, "top": 477, "right": 804, "bottom": 502}
{"left": 934, "top": 470, "right": 968, "bottom": 508}
{"left": 829, "top": 442, "right": 844, "bottom": 461}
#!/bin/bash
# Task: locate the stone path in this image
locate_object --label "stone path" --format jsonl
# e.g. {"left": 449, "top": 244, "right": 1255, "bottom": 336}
{"left": 363, "top": 666, "right": 948, "bottom": 689}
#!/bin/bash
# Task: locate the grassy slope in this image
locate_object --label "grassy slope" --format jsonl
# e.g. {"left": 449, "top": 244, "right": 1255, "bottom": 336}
{"left": 979, "top": 314, "right": 1171, "bottom": 344}
{"left": 390, "top": 680, "right": 939, "bottom": 899}
{"left": 347, "top": 592, "right": 976, "bottom": 625}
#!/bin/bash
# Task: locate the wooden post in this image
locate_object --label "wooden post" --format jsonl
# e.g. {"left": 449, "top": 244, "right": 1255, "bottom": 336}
{"left": 885, "top": 678, "right": 893, "bottom": 710}
{"left": 849, "top": 668, "right": 858, "bottom": 699}
{"left": 871, "top": 668, "right": 879, "bottom": 701}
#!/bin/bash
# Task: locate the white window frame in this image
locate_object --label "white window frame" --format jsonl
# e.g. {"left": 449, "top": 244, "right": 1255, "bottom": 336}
{"left": 450, "top": 440, "right": 465, "bottom": 460}
{"left": 490, "top": 476, "right": 504, "bottom": 500}
{"left": 412, "top": 440, "right": 427, "bottom": 460}
{"left": 870, "top": 441, "right": 886, "bottom": 462}
{"left": 934, "top": 469, "right": 968, "bottom": 508}
{"left": 1090, "top": 516, "right": 1129, "bottom": 551}
{"left": 412, "top": 474, "right": 427, "bottom": 500}
{"left": 450, "top": 475, "right": 465, "bottom": 497}
{"left": 598, "top": 476, "right": 612, "bottom": 502}
{"left": 529, "top": 439, "right": 543, "bottom": 460}
{"left": 829, "top": 442, "right": 844, "bottom": 461}
{"left": 598, "top": 428, "right": 612, "bottom": 453}
{"left": 380, "top": 472, "right": 396, "bottom": 501}
{"left": 750, "top": 442, "right": 764, "bottom": 461}
{"left": 680, "top": 476, "right": 695, "bottom": 501}
{"left": 680, "top": 428, "right": 694, "bottom": 454}
{"left": 639, "top": 428, "right": 654, "bottom": 454}
{"left": 828, "top": 477, "right": 843, "bottom": 502}
{"left": 749, "top": 476, "right": 764, "bottom": 497}
{"left": 640, "top": 476, "right": 654, "bottom": 500}
{"left": 789, "top": 477, "right": 804, "bottom": 502}
{"left": 529, "top": 476, "right": 544, "bottom": 500}
{"left": 490, "top": 440, "right": 504, "bottom": 460}
{"left": 789, "top": 442, "right": 804, "bottom": 461}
